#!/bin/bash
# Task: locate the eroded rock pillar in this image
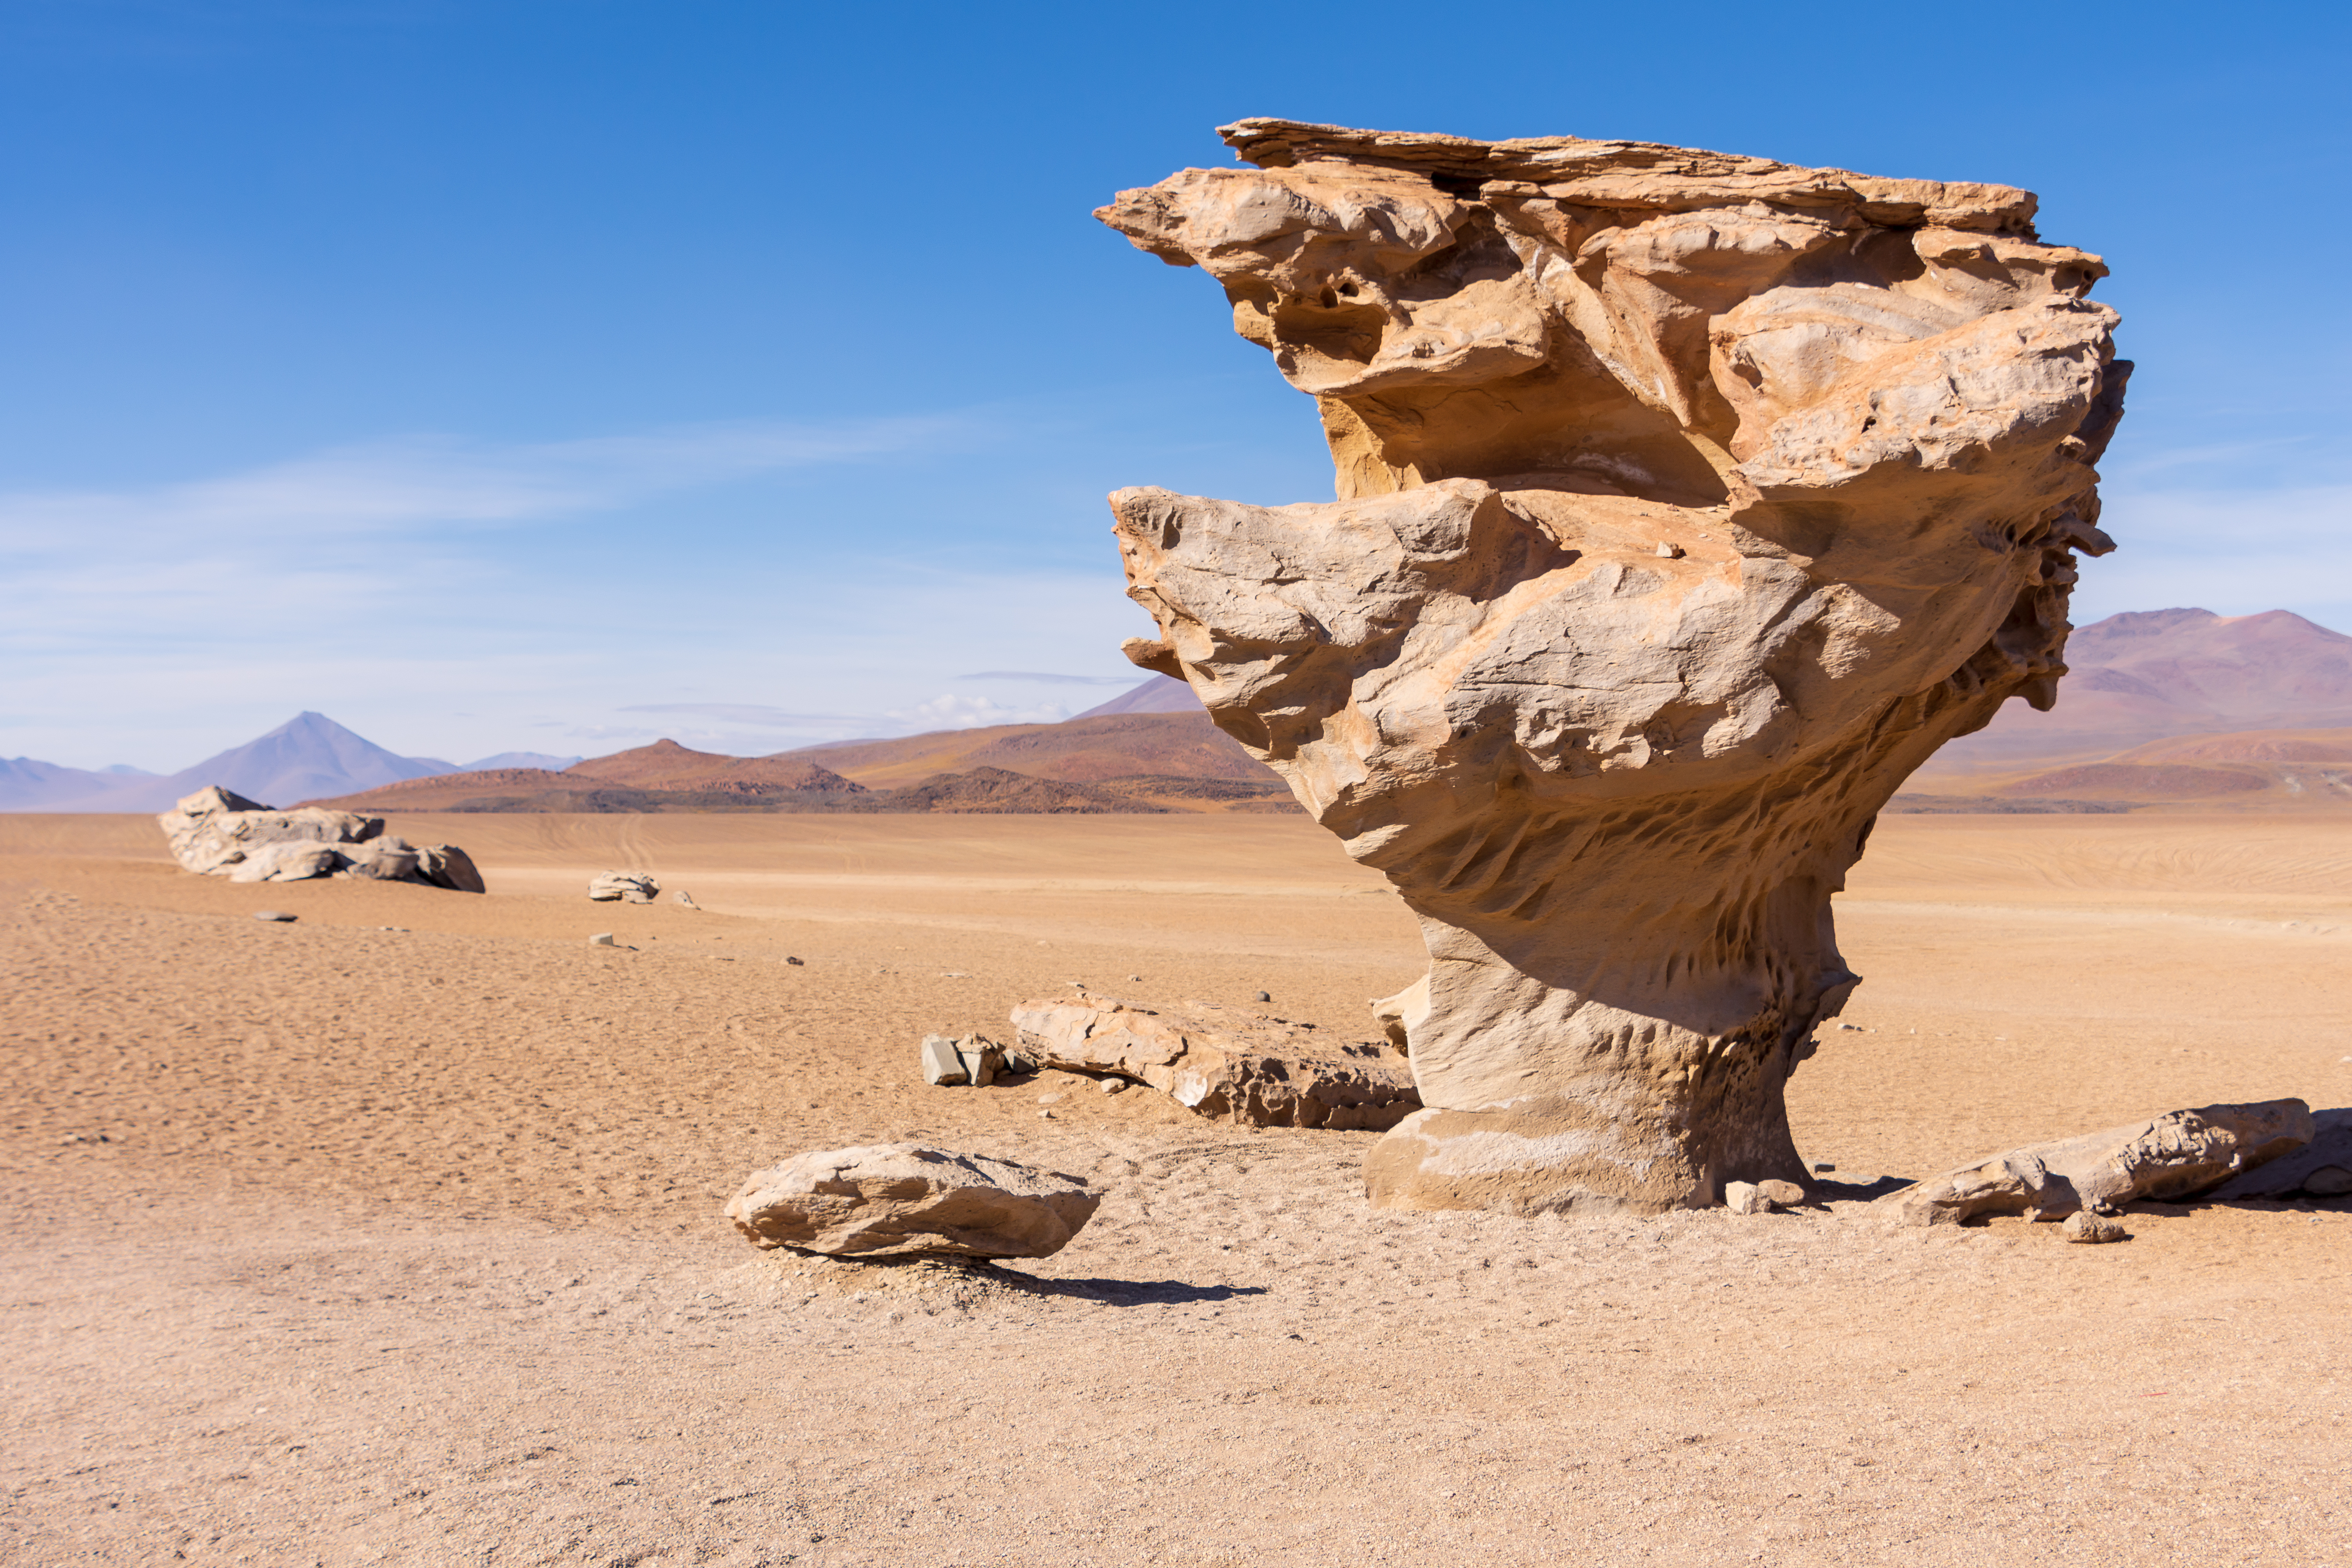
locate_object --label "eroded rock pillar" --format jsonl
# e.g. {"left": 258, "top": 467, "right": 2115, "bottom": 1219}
{"left": 1096, "top": 120, "right": 2127, "bottom": 1212}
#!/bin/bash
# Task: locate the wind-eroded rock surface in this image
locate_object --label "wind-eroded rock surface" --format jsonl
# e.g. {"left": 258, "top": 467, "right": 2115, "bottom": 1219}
{"left": 1097, "top": 120, "right": 2129, "bottom": 1213}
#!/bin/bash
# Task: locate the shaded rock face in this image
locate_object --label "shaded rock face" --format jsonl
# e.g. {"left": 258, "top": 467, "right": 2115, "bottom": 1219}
{"left": 1011, "top": 994, "right": 1419, "bottom": 1131}
{"left": 724, "top": 1145, "right": 1101, "bottom": 1260}
{"left": 1097, "top": 121, "right": 2129, "bottom": 1214}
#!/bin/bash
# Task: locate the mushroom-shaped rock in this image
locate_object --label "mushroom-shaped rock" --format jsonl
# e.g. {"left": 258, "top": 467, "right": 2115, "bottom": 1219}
{"left": 1096, "top": 122, "right": 2129, "bottom": 1214}
{"left": 724, "top": 1145, "right": 1101, "bottom": 1259}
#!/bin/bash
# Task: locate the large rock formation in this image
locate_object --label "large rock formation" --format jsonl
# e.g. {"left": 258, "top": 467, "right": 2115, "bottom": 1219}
{"left": 1096, "top": 121, "right": 2129, "bottom": 1213}
{"left": 158, "top": 786, "right": 483, "bottom": 891}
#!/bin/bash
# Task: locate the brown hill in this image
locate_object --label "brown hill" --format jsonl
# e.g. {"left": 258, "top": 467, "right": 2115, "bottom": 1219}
{"left": 782, "top": 710, "right": 1277, "bottom": 791}
{"left": 562, "top": 739, "right": 865, "bottom": 792}
{"left": 1985, "top": 726, "right": 2352, "bottom": 807}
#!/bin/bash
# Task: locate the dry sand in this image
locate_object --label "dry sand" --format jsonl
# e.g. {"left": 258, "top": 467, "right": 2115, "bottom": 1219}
{"left": 4, "top": 811, "right": 2348, "bottom": 1566}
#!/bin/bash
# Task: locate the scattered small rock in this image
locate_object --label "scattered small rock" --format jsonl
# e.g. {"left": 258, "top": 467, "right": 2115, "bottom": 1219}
{"left": 1099, "top": 1078, "right": 1128, "bottom": 1095}
{"left": 1813, "top": 1161, "right": 1836, "bottom": 1173}
{"left": 253, "top": 910, "right": 296, "bottom": 922}
{"left": 919, "top": 1036, "right": 967, "bottom": 1087}
{"left": 784, "top": 956, "right": 804, "bottom": 966}
{"left": 673, "top": 890, "right": 699, "bottom": 909}
{"left": 1725, "top": 1179, "right": 1805, "bottom": 1214}
{"left": 1037, "top": 1093, "right": 1064, "bottom": 1105}
{"left": 1127, "top": 974, "right": 1142, "bottom": 981}
{"left": 2062, "top": 1211, "right": 2129, "bottom": 1244}
{"left": 589, "top": 933, "right": 617, "bottom": 947}
{"left": 942, "top": 971, "right": 970, "bottom": 978}
{"left": 1253, "top": 990, "right": 1271, "bottom": 1002}
{"left": 1037, "top": 1110, "right": 1056, "bottom": 1120}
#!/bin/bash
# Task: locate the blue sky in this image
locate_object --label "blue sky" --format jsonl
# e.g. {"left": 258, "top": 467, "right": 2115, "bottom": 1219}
{"left": 4, "top": 0, "right": 2347, "bottom": 769}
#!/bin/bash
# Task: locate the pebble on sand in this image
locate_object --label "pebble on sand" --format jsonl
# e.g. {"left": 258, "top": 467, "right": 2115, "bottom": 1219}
{"left": 253, "top": 911, "right": 296, "bottom": 922}
{"left": 589, "top": 933, "right": 617, "bottom": 947}
{"left": 1254, "top": 990, "right": 1271, "bottom": 1002}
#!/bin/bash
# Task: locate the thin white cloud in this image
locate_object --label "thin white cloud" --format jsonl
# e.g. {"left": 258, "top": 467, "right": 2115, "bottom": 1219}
{"left": 956, "top": 670, "right": 1136, "bottom": 685}
{"left": 887, "top": 693, "right": 1072, "bottom": 730}
{"left": 0, "top": 414, "right": 970, "bottom": 552}
{"left": 2078, "top": 483, "right": 2352, "bottom": 631}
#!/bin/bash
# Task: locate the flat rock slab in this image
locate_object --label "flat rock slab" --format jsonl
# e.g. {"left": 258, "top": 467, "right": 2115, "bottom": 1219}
{"left": 2205, "top": 1107, "right": 2352, "bottom": 1200}
{"left": 724, "top": 1145, "right": 1100, "bottom": 1260}
{"left": 1009, "top": 995, "right": 1417, "bottom": 1130}
{"left": 1873, "top": 1100, "right": 2313, "bottom": 1226}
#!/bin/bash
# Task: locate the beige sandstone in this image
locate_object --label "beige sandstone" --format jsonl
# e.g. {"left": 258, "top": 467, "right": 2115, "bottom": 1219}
{"left": 588, "top": 870, "right": 659, "bottom": 903}
{"left": 722, "top": 1144, "right": 1100, "bottom": 1259}
{"left": 1010, "top": 994, "right": 1418, "bottom": 1130}
{"left": 1097, "top": 121, "right": 2129, "bottom": 1212}
{"left": 1871, "top": 1099, "right": 2312, "bottom": 1227}
{"left": 2204, "top": 1107, "right": 2352, "bottom": 1200}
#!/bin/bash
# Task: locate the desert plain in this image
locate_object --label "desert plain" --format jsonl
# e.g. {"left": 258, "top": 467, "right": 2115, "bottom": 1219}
{"left": 3, "top": 808, "right": 2348, "bottom": 1566}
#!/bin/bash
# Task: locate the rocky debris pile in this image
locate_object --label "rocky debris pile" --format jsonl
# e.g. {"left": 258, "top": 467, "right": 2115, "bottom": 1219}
{"left": 588, "top": 871, "right": 658, "bottom": 903}
{"left": 1097, "top": 123, "right": 2129, "bottom": 1213}
{"left": 1872, "top": 1099, "right": 2313, "bottom": 1227}
{"left": 1009, "top": 994, "right": 1418, "bottom": 1130}
{"left": 1726, "top": 1179, "right": 1806, "bottom": 1214}
{"left": 158, "top": 786, "right": 483, "bottom": 891}
{"left": 724, "top": 1145, "right": 1101, "bottom": 1259}
{"left": 2205, "top": 1107, "right": 2352, "bottom": 1200}
{"left": 920, "top": 1034, "right": 1022, "bottom": 1087}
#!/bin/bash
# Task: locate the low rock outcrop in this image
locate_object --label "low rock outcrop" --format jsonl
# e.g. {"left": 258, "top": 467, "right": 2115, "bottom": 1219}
{"left": 724, "top": 1145, "right": 1101, "bottom": 1259}
{"left": 1871, "top": 1100, "right": 2312, "bottom": 1226}
{"left": 158, "top": 786, "right": 481, "bottom": 891}
{"left": 1098, "top": 121, "right": 2130, "bottom": 1212}
{"left": 588, "top": 871, "right": 659, "bottom": 903}
{"left": 1010, "top": 995, "right": 1418, "bottom": 1130}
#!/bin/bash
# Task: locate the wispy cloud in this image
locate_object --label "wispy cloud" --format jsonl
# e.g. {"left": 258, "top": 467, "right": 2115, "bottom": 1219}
{"left": 956, "top": 670, "right": 1135, "bottom": 685}
{"left": 2081, "top": 483, "right": 2352, "bottom": 630}
{"left": 0, "top": 414, "right": 970, "bottom": 552}
{"left": 619, "top": 702, "right": 869, "bottom": 727}
{"left": 887, "top": 693, "right": 1072, "bottom": 730}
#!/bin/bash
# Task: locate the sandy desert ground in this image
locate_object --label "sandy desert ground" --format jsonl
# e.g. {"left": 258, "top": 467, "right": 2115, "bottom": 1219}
{"left": 4, "top": 809, "right": 2348, "bottom": 1566}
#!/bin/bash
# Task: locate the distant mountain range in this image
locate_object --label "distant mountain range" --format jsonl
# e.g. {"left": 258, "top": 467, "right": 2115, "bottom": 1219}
{"left": 11, "top": 608, "right": 2349, "bottom": 815}
{"left": 0, "top": 713, "right": 582, "bottom": 812}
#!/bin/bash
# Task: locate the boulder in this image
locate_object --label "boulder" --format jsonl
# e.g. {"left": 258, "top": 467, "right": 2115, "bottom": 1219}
{"left": 158, "top": 786, "right": 380, "bottom": 877}
{"left": 1009, "top": 994, "right": 1418, "bottom": 1130}
{"left": 413, "top": 844, "right": 486, "bottom": 894}
{"left": 1872, "top": 1100, "right": 2313, "bottom": 1227}
{"left": 2204, "top": 1107, "right": 2352, "bottom": 1200}
{"left": 156, "top": 785, "right": 481, "bottom": 892}
{"left": 588, "top": 871, "right": 659, "bottom": 903}
{"left": 1727, "top": 1178, "right": 1808, "bottom": 1214}
{"left": 1097, "top": 123, "right": 2129, "bottom": 1213}
{"left": 723, "top": 1144, "right": 1101, "bottom": 1259}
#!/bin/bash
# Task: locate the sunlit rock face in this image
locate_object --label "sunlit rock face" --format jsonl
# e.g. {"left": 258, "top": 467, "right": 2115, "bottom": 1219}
{"left": 1096, "top": 121, "right": 2128, "bottom": 1214}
